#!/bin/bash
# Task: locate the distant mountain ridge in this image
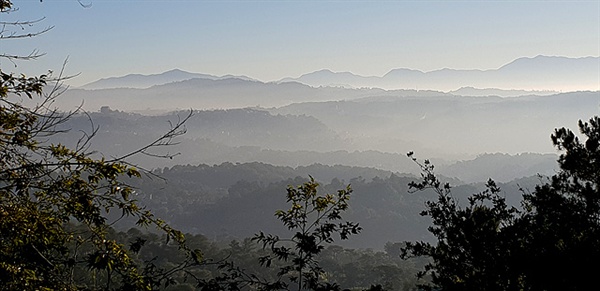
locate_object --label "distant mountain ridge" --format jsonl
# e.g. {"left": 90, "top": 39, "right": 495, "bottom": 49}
{"left": 449, "top": 87, "right": 557, "bottom": 97}
{"left": 79, "top": 55, "right": 599, "bottom": 92}
{"left": 281, "top": 55, "right": 599, "bottom": 92}
{"left": 80, "top": 69, "right": 256, "bottom": 90}
{"left": 58, "top": 77, "right": 450, "bottom": 112}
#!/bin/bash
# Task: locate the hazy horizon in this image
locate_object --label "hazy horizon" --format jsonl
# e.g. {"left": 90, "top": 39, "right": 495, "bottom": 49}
{"left": 4, "top": 1, "right": 599, "bottom": 169}
{"left": 2, "top": 1, "right": 598, "bottom": 90}
{"left": 80, "top": 54, "right": 599, "bottom": 86}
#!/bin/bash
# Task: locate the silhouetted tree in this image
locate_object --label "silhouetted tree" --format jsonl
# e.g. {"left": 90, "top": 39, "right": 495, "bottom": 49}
{"left": 517, "top": 116, "right": 600, "bottom": 290}
{"left": 198, "top": 177, "right": 367, "bottom": 291}
{"left": 253, "top": 177, "right": 362, "bottom": 290}
{"left": 402, "top": 116, "right": 600, "bottom": 291}
{"left": 401, "top": 155, "right": 521, "bottom": 290}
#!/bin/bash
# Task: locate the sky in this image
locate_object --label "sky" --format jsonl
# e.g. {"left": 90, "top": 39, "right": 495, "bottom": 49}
{"left": 1, "top": 0, "right": 599, "bottom": 87}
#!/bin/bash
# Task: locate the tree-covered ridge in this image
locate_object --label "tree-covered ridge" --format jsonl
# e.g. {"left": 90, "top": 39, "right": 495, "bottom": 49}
{"left": 148, "top": 162, "right": 398, "bottom": 191}
{"left": 55, "top": 107, "right": 344, "bottom": 153}
{"left": 50, "top": 105, "right": 564, "bottom": 182}
{"left": 128, "top": 161, "right": 542, "bottom": 249}
{"left": 80, "top": 226, "right": 425, "bottom": 291}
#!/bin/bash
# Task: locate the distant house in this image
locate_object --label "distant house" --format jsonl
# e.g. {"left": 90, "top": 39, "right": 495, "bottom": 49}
{"left": 100, "top": 106, "right": 112, "bottom": 114}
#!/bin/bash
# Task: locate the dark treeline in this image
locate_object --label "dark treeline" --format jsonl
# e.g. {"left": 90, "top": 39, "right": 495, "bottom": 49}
{"left": 100, "top": 228, "right": 426, "bottom": 291}
{"left": 127, "top": 162, "right": 538, "bottom": 249}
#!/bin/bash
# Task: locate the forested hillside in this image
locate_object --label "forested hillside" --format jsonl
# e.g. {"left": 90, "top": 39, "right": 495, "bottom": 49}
{"left": 49, "top": 105, "right": 567, "bottom": 182}
{"left": 273, "top": 92, "right": 599, "bottom": 155}
{"left": 127, "top": 162, "right": 540, "bottom": 249}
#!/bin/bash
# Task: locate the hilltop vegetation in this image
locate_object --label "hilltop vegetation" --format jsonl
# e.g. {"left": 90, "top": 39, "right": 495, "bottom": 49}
{"left": 127, "top": 162, "right": 540, "bottom": 249}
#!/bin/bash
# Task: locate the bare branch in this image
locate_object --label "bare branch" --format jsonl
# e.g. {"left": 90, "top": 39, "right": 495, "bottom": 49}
{"left": 0, "top": 7, "right": 53, "bottom": 61}
{"left": 0, "top": 21, "right": 53, "bottom": 40}
{"left": 107, "top": 110, "right": 193, "bottom": 163}
{"left": 77, "top": 0, "right": 92, "bottom": 9}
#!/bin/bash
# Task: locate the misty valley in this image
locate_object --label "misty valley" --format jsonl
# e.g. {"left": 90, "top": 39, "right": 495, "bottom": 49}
{"left": 2, "top": 0, "right": 599, "bottom": 288}
{"left": 21, "top": 61, "right": 595, "bottom": 290}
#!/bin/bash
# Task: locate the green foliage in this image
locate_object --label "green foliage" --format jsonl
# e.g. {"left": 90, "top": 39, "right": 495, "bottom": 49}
{"left": 0, "top": 69, "right": 194, "bottom": 290}
{"left": 253, "top": 177, "right": 362, "bottom": 290}
{"left": 402, "top": 154, "right": 521, "bottom": 290}
{"left": 0, "top": 2, "right": 200, "bottom": 289}
{"left": 197, "top": 177, "right": 365, "bottom": 291}
{"left": 403, "top": 116, "right": 600, "bottom": 291}
{"left": 131, "top": 166, "right": 439, "bottom": 250}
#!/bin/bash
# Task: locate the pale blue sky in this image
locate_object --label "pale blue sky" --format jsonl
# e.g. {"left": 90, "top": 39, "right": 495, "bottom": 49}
{"left": 2, "top": 0, "right": 599, "bottom": 86}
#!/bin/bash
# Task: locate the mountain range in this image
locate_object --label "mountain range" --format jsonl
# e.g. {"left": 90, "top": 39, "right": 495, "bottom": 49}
{"left": 79, "top": 55, "right": 599, "bottom": 93}
{"left": 49, "top": 55, "right": 600, "bottom": 169}
{"left": 60, "top": 78, "right": 390, "bottom": 111}
{"left": 281, "top": 55, "right": 599, "bottom": 91}
{"left": 80, "top": 69, "right": 257, "bottom": 90}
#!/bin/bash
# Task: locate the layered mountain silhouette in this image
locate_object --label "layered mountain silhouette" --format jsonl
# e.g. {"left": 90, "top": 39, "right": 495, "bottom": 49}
{"left": 79, "top": 55, "right": 598, "bottom": 92}
{"left": 80, "top": 69, "right": 256, "bottom": 90}
{"left": 61, "top": 78, "right": 385, "bottom": 111}
{"left": 59, "top": 55, "right": 598, "bottom": 112}
{"left": 448, "top": 87, "right": 557, "bottom": 97}
{"left": 54, "top": 55, "right": 599, "bottom": 159}
{"left": 281, "top": 55, "right": 599, "bottom": 92}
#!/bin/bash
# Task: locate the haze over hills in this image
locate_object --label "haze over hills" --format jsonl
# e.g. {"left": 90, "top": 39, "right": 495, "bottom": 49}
{"left": 55, "top": 57, "right": 599, "bottom": 112}
{"left": 54, "top": 82, "right": 600, "bottom": 157}
{"left": 281, "top": 55, "right": 599, "bottom": 92}
{"left": 272, "top": 91, "right": 600, "bottom": 155}
{"left": 448, "top": 87, "right": 557, "bottom": 97}
{"left": 76, "top": 55, "right": 598, "bottom": 94}
{"left": 47, "top": 54, "right": 599, "bottom": 186}
{"left": 58, "top": 78, "right": 446, "bottom": 112}
{"left": 48, "top": 92, "right": 593, "bottom": 183}
{"left": 5, "top": 0, "right": 600, "bottom": 286}
{"left": 41, "top": 55, "right": 600, "bottom": 250}
{"left": 80, "top": 69, "right": 257, "bottom": 90}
